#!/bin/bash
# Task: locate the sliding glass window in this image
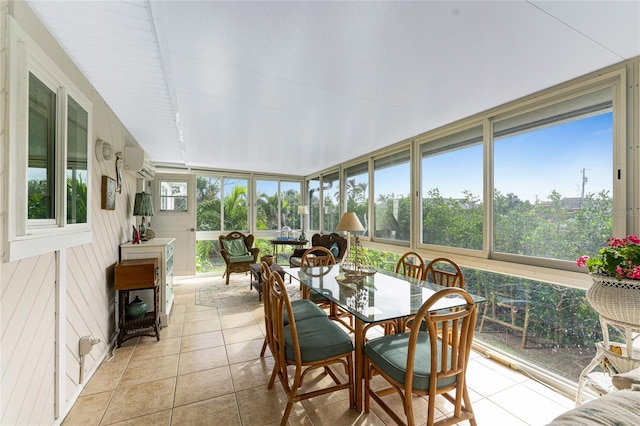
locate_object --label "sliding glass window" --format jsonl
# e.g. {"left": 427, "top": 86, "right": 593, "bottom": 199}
{"left": 492, "top": 87, "right": 614, "bottom": 262}
{"left": 255, "top": 179, "right": 302, "bottom": 231}
{"left": 307, "top": 177, "right": 320, "bottom": 231}
{"left": 322, "top": 171, "right": 340, "bottom": 232}
{"left": 223, "top": 178, "right": 248, "bottom": 231}
{"left": 196, "top": 176, "right": 221, "bottom": 231}
{"left": 344, "top": 162, "right": 369, "bottom": 237}
{"left": 373, "top": 150, "right": 410, "bottom": 242}
{"left": 420, "top": 126, "right": 483, "bottom": 250}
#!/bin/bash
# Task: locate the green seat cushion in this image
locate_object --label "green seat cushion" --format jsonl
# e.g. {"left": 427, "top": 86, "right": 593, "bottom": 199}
{"left": 284, "top": 299, "right": 326, "bottom": 325}
{"left": 228, "top": 254, "right": 254, "bottom": 263}
{"left": 309, "top": 290, "right": 331, "bottom": 304}
{"left": 329, "top": 243, "right": 340, "bottom": 258}
{"left": 284, "top": 316, "right": 353, "bottom": 363}
{"left": 364, "top": 331, "right": 456, "bottom": 391}
{"left": 223, "top": 238, "right": 249, "bottom": 257}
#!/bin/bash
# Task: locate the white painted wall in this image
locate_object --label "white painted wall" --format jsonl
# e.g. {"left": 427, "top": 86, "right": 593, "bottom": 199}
{"left": 1, "top": 1, "right": 141, "bottom": 424}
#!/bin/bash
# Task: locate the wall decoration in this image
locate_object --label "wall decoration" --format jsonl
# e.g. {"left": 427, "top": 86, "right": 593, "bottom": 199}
{"left": 101, "top": 175, "right": 116, "bottom": 210}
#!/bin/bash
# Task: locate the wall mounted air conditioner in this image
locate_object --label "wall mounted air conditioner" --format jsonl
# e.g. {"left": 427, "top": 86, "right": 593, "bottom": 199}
{"left": 124, "top": 146, "right": 156, "bottom": 181}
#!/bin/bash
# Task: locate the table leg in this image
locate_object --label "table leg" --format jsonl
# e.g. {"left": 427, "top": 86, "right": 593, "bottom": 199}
{"left": 354, "top": 318, "right": 365, "bottom": 411}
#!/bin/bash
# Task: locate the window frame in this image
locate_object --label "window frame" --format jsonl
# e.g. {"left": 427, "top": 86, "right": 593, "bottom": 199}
{"left": 5, "top": 18, "right": 92, "bottom": 262}
{"left": 487, "top": 75, "right": 626, "bottom": 272}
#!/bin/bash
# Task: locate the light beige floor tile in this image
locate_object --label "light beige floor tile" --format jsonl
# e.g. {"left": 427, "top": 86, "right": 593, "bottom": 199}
{"left": 184, "top": 308, "right": 220, "bottom": 323}
{"left": 101, "top": 377, "right": 175, "bottom": 425}
{"left": 220, "top": 311, "right": 260, "bottom": 329}
{"left": 223, "top": 324, "right": 264, "bottom": 344}
{"left": 158, "top": 322, "right": 184, "bottom": 339}
{"left": 131, "top": 337, "right": 182, "bottom": 361}
{"left": 235, "top": 384, "right": 307, "bottom": 426}
{"left": 61, "top": 391, "right": 112, "bottom": 425}
{"left": 229, "top": 357, "right": 275, "bottom": 391}
{"left": 171, "top": 394, "right": 242, "bottom": 426}
{"left": 182, "top": 317, "right": 221, "bottom": 335}
{"left": 178, "top": 345, "right": 229, "bottom": 375}
{"left": 174, "top": 366, "right": 235, "bottom": 406}
{"left": 180, "top": 330, "right": 225, "bottom": 352}
{"left": 368, "top": 392, "right": 430, "bottom": 425}
{"left": 471, "top": 398, "right": 529, "bottom": 426}
{"left": 119, "top": 354, "right": 179, "bottom": 387}
{"left": 105, "top": 409, "right": 171, "bottom": 425}
{"left": 465, "top": 361, "right": 519, "bottom": 398}
{"left": 225, "top": 338, "right": 266, "bottom": 364}
{"left": 81, "top": 359, "right": 127, "bottom": 396}
{"left": 264, "top": 413, "right": 314, "bottom": 426}
{"left": 488, "top": 383, "right": 570, "bottom": 425}
{"left": 307, "top": 400, "right": 386, "bottom": 426}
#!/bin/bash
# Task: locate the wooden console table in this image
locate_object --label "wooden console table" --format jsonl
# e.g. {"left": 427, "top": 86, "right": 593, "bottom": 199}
{"left": 114, "top": 258, "right": 160, "bottom": 347}
{"left": 269, "top": 239, "right": 307, "bottom": 264}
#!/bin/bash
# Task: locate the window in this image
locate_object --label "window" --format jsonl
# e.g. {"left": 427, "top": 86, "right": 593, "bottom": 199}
{"left": 344, "top": 162, "right": 369, "bottom": 236}
{"left": 374, "top": 150, "right": 410, "bottom": 242}
{"left": 159, "top": 180, "right": 188, "bottom": 212}
{"left": 66, "top": 96, "right": 89, "bottom": 224}
{"left": 6, "top": 19, "right": 93, "bottom": 261}
{"left": 223, "top": 178, "right": 248, "bottom": 230}
{"left": 28, "top": 73, "right": 56, "bottom": 221}
{"left": 492, "top": 87, "right": 615, "bottom": 263}
{"left": 196, "top": 176, "right": 221, "bottom": 231}
{"left": 307, "top": 177, "right": 321, "bottom": 231}
{"left": 255, "top": 179, "right": 302, "bottom": 231}
{"left": 280, "top": 181, "right": 302, "bottom": 230}
{"left": 322, "top": 171, "right": 340, "bottom": 232}
{"left": 420, "top": 126, "right": 483, "bottom": 250}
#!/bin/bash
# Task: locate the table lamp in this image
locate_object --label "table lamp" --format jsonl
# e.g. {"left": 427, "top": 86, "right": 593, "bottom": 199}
{"left": 335, "top": 212, "right": 365, "bottom": 267}
{"left": 298, "top": 204, "right": 309, "bottom": 240}
{"left": 133, "top": 192, "right": 155, "bottom": 240}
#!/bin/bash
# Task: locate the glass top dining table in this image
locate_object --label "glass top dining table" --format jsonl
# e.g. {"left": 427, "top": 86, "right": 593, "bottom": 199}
{"left": 291, "top": 264, "right": 484, "bottom": 324}
{"left": 285, "top": 264, "right": 485, "bottom": 411}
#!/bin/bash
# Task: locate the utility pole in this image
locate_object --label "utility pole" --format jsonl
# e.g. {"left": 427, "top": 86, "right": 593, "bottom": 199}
{"left": 581, "top": 168, "right": 588, "bottom": 199}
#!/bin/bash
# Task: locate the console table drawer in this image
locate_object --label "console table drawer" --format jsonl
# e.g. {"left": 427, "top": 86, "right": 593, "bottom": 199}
{"left": 114, "top": 258, "right": 158, "bottom": 290}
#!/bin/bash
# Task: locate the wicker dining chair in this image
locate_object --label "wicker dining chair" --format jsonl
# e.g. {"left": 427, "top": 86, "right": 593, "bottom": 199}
{"left": 364, "top": 287, "right": 478, "bottom": 426}
{"left": 424, "top": 257, "right": 465, "bottom": 289}
{"left": 267, "top": 272, "right": 354, "bottom": 424}
{"left": 259, "top": 261, "right": 326, "bottom": 358}
{"left": 395, "top": 251, "right": 426, "bottom": 280}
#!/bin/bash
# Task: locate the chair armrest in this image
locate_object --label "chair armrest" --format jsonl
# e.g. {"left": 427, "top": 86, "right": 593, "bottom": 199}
{"left": 220, "top": 249, "right": 231, "bottom": 263}
{"left": 249, "top": 247, "right": 260, "bottom": 261}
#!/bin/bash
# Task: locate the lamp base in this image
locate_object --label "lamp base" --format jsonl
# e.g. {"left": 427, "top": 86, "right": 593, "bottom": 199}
{"left": 300, "top": 231, "right": 306, "bottom": 241}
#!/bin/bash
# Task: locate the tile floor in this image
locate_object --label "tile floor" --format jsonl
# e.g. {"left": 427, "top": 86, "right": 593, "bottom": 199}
{"left": 63, "top": 273, "right": 578, "bottom": 425}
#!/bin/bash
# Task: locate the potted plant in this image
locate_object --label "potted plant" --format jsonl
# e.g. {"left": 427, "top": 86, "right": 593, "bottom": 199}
{"left": 577, "top": 235, "right": 640, "bottom": 325}
{"left": 261, "top": 252, "right": 275, "bottom": 266}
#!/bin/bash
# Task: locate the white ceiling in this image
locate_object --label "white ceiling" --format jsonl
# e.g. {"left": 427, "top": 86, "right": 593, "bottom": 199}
{"left": 27, "top": 1, "right": 640, "bottom": 176}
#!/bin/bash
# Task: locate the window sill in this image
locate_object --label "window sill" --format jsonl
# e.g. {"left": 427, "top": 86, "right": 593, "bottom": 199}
{"left": 5, "top": 228, "right": 92, "bottom": 262}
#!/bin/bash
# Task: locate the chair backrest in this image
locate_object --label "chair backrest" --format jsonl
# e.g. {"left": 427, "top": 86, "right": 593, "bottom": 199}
{"left": 301, "top": 246, "right": 336, "bottom": 267}
{"left": 311, "top": 233, "right": 347, "bottom": 260}
{"left": 424, "top": 257, "right": 464, "bottom": 289}
{"left": 268, "top": 272, "right": 299, "bottom": 367}
{"left": 395, "top": 251, "right": 426, "bottom": 280}
{"left": 261, "top": 261, "right": 275, "bottom": 351}
{"left": 219, "top": 231, "right": 254, "bottom": 255}
{"left": 406, "top": 287, "right": 476, "bottom": 396}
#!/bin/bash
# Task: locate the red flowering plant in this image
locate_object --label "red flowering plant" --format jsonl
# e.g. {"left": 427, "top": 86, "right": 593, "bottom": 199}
{"left": 577, "top": 235, "right": 640, "bottom": 280}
